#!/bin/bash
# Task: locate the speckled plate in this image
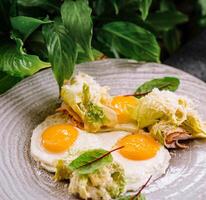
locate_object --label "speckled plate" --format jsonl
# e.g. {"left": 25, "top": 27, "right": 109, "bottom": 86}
{"left": 0, "top": 59, "right": 206, "bottom": 200}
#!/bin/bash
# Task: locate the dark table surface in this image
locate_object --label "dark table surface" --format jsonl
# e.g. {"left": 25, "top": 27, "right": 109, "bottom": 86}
{"left": 165, "top": 30, "right": 206, "bottom": 82}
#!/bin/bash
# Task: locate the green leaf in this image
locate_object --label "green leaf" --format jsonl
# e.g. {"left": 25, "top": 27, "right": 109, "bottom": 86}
{"left": 101, "top": 21, "right": 160, "bottom": 62}
{"left": 42, "top": 21, "right": 77, "bottom": 88}
{"left": 10, "top": 16, "right": 52, "bottom": 41}
{"left": 68, "top": 149, "right": 113, "bottom": 175}
{"left": 138, "top": 0, "right": 152, "bottom": 20}
{"left": 146, "top": 11, "right": 188, "bottom": 31}
{"left": 0, "top": 38, "right": 50, "bottom": 77}
{"left": 61, "top": 0, "right": 93, "bottom": 60}
{"left": 0, "top": 72, "right": 22, "bottom": 94}
{"left": 163, "top": 28, "right": 180, "bottom": 54}
{"left": 136, "top": 77, "right": 180, "bottom": 95}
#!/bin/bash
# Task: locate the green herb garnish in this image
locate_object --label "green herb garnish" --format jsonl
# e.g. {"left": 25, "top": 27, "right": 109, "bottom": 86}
{"left": 125, "top": 77, "right": 180, "bottom": 98}
{"left": 68, "top": 146, "right": 124, "bottom": 175}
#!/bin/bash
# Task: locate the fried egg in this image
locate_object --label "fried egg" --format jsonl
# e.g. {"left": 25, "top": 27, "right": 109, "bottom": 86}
{"left": 112, "top": 133, "right": 171, "bottom": 191}
{"left": 31, "top": 113, "right": 102, "bottom": 172}
{"left": 110, "top": 95, "right": 139, "bottom": 132}
{"left": 111, "top": 95, "right": 138, "bottom": 124}
{"left": 87, "top": 130, "right": 171, "bottom": 191}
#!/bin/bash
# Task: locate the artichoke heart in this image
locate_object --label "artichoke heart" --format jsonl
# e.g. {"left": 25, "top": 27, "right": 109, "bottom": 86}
{"left": 60, "top": 73, "right": 118, "bottom": 132}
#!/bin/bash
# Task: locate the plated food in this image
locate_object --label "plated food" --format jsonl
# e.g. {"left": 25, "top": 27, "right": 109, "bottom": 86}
{"left": 30, "top": 72, "right": 206, "bottom": 200}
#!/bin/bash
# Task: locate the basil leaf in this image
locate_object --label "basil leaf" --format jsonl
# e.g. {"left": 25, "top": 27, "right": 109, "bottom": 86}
{"left": 0, "top": 38, "right": 50, "bottom": 77}
{"left": 146, "top": 11, "right": 188, "bottom": 31}
{"left": 136, "top": 77, "right": 180, "bottom": 95}
{"left": 138, "top": 0, "right": 152, "bottom": 20}
{"left": 68, "top": 149, "right": 113, "bottom": 175}
{"left": 101, "top": 21, "right": 160, "bottom": 62}
{"left": 61, "top": 0, "right": 93, "bottom": 60}
{"left": 11, "top": 16, "right": 52, "bottom": 41}
{"left": 0, "top": 72, "right": 21, "bottom": 94}
{"left": 42, "top": 21, "right": 77, "bottom": 88}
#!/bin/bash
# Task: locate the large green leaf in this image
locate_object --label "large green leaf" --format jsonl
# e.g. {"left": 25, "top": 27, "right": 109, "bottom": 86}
{"left": 0, "top": 72, "right": 22, "bottom": 94}
{"left": 10, "top": 16, "right": 52, "bottom": 41}
{"left": 0, "top": 38, "right": 50, "bottom": 77}
{"left": 138, "top": 0, "right": 152, "bottom": 20}
{"left": 101, "top": 21, "right": 160, "bottom": 62}
{"left": 61, "top": 0, "right": 93, "bottom": 60}
{"left": 146, "top": 11, "right": 188, "bottom": 31}
{"left": 42, "top": 21, "right": 77, "bottom": 88}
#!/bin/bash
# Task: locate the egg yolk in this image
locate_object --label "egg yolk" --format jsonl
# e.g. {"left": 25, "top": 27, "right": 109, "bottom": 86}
{"left": 111, "top": 96, "right": 138, "bottom": 123}
{"left": 41, "top": 124, "right": 78, "bottom": 153}
{"left": 116, "top": 133, "right": 160, "bottom": 160}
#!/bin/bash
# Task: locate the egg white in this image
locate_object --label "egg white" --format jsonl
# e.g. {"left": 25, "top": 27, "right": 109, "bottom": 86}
{"left": 93, "top": 131, "right": 171, "bottom": 191}
{"left": 112, "top": 145, "right": 171, "bottom": 191}
{"left": 30, "top": 113, "right": 102, "bottom": 172}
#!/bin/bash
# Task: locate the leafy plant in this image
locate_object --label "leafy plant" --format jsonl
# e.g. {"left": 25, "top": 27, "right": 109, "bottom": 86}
{"left": 0, "top": 0, "right": 204, "bottom": 94}
{"left": 61, "top": 0, "right": 94, "bottom": 60}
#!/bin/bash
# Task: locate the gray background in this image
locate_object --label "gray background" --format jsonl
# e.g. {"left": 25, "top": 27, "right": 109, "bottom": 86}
{"left": 165, "top": 30, "right": 206, "bottom": 82}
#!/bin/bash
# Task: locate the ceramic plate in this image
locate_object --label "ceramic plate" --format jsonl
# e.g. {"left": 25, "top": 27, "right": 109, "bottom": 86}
{"left": 0, "top": 59, "right": 206, "bottom": 200}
